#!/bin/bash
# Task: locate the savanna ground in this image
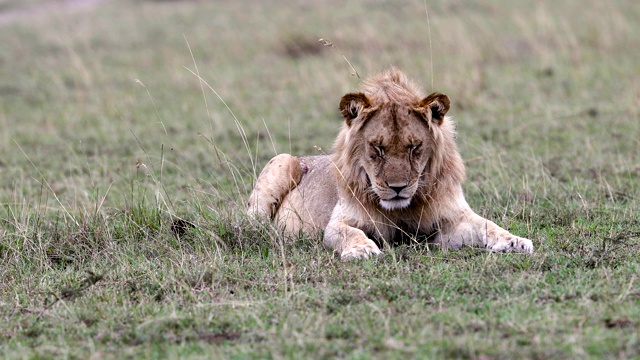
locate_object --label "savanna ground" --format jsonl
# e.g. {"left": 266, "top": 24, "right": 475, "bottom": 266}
{"left": 0, "top": 0, "right": 639, "bottom": 358}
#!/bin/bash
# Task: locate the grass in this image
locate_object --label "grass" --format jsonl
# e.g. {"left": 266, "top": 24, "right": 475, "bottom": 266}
{"left": 1, "top": 0, "right": 639, "bottom": 358}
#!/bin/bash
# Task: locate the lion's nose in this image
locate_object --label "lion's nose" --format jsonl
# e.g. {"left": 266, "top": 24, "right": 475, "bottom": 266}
{"left": 387, "top": 182, "right": 408, "bottom": 194}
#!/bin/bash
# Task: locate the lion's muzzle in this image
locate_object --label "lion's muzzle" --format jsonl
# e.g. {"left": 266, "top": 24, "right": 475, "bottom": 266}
{"left": 375, "top": 181, "right": 418, "bottom": 210}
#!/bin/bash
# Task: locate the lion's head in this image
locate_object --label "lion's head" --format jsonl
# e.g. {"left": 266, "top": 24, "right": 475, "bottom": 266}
{"left": 332, "top": 68, "right": 464, "bottom": 212}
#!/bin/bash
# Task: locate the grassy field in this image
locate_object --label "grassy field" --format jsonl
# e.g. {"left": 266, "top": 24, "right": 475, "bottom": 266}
{"left": 1, "top": 0, "right": 639, "bottom": 358}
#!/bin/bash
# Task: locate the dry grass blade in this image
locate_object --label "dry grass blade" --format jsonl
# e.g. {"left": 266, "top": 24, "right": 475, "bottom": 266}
{"left": 319, "top": 38, "right": 361, "bottom": 79}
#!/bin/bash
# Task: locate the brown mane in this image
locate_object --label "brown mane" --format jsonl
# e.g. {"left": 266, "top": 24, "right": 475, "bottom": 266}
{"left": 361, "top": 67, "right": 424, "bottom": 104}
{"left": 332, "top": 67, "right": 465, "bottom": 226}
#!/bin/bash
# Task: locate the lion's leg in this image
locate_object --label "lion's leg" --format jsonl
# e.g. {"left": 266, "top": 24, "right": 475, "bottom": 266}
{"left": 324, "top": 202, "right": 382, "bottom": 261}
{"left": 437, "top": 209, "right": 534, "bottom": 253}
{"left": 246, "top": 154, "right": 303, "bottom": 220}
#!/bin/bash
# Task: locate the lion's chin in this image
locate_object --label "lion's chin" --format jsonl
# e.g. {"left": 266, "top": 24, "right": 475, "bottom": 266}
{"left": 379, "top": 198, "right": 412, "bottom": 211}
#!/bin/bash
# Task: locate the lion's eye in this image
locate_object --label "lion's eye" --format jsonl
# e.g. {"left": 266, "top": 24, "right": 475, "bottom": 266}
{"left": 372, "top": 145, "right": 385, "bottom": 158}
{"left": 408, "top": 144, "right": 421, "bottom": 156}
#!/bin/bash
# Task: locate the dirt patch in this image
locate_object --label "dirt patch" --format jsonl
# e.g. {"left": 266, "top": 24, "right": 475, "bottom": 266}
{"left": 281, "top": 35, "right": 323, "bottom": 59}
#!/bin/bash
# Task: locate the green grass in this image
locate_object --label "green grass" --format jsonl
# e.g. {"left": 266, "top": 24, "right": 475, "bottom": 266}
{"left": 1, "top": 0, "right": 639, "bottom": 358}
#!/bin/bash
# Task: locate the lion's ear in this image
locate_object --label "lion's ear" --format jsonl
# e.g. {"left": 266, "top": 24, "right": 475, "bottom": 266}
{"left": 419, "top": 93, "right": 450, "bottom": 126}
{"left": 339, "top": 92, "right": 371, "bottom": 126}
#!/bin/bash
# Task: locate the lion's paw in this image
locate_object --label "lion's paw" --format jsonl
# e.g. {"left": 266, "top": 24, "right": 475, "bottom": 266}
{"left": 340, "top": 239, "right": 382, "bottom": 261}
{"left": 488, "top": 235, "right": 534, "bottom": 253}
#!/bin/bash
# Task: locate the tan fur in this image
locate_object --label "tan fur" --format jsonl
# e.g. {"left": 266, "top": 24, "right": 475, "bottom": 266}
{"left": 247, "top": 68, "right": 533, "bottom": 260}
{"left": 246, "top": 154, "right": 303, "bottom": 220}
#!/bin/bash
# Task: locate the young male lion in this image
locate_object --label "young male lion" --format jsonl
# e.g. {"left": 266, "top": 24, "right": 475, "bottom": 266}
{"left": 247, "top": 68, "right": 534, "bottom": 260}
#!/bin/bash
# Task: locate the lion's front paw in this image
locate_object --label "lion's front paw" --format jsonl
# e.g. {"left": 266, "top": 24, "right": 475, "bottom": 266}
{"left": 488, "top": 235, "right": 534, "bottom": 253}
{"left": 340, "top": 239, "right": 382, "bottom": 261}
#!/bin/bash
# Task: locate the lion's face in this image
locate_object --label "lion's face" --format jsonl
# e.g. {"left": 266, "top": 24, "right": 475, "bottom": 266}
{"left": 338, "top": 92, "right": 450, "bottom": 211}
{"left": 361, "top": 104, "right": 431, "bottom": 210}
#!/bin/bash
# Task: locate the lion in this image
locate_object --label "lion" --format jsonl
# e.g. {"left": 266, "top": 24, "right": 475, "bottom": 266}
{"left": 247, "top": 67, "right": 534, "bottom": 260}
